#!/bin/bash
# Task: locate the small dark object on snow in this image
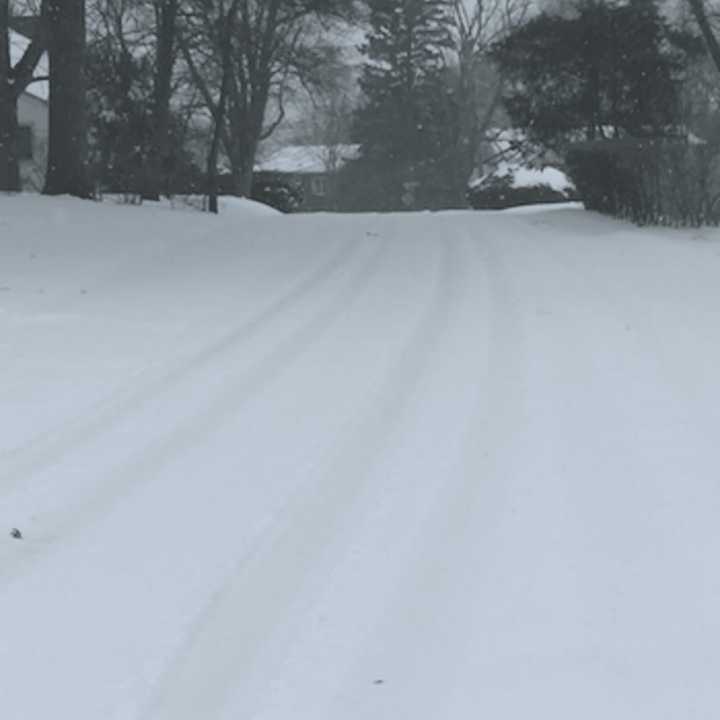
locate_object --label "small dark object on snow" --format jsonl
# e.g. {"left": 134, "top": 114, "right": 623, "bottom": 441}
{"left": 10, "top": 528, "right": 22, "bottom": 539}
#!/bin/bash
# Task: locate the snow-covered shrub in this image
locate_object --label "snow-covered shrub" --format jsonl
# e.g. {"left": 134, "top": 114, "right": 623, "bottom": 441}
{"left": 466, "top": 162, "right": 577, "bottom": 209}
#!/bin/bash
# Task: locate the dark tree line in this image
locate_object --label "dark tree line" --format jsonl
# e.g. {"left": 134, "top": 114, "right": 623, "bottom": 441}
{"left": 343, "top": 0, "right": 528, "bottom": 211}
{"left": 343, "top": 0, "right": 720, "bottom": 216}
{"left": 491, "top": 0, "right": 698, "bottom": 147}
{"left": 488, "top": 0, "right": 720, "bottom": 225}
{"left": 1, "top": 0, "right": 358, "bottom": 207}
{"left": 4, "top": 0, "right": 720, "bottom": 215}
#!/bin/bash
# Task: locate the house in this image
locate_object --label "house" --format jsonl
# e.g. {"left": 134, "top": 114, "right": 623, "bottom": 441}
{"left": 254, "top": 144, "right": 360, "bottom": 211}
{"left": 10, "top": 28, "right": 49, "bottom": 190}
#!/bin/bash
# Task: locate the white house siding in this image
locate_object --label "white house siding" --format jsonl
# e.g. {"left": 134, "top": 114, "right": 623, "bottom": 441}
{"left": 11, "top": 29, "right": 49, "bottom": 190}
{"left": 18, "top": 92, "right": 48, "bottom": 190}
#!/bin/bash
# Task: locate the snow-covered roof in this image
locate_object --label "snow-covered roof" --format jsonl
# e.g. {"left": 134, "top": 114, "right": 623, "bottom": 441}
{"left": 9, "top": 29, "right": 49, "bottom": 102}
{"left": 255, "top": 144, "right": 360, "bottom": 175}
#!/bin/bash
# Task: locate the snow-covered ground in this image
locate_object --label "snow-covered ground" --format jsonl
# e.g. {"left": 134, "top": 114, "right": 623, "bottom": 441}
{"left": 2, "top": 195, "right": 720, "bottom": 719}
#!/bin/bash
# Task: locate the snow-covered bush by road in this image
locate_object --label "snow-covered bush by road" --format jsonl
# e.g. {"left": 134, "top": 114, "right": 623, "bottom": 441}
{"left": 468, "top": 161, "right": 577, "bottom": 209}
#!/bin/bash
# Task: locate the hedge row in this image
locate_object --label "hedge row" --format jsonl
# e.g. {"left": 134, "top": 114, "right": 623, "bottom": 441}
{"left": 566, "top": 138, "right": 720, "bottom": 227}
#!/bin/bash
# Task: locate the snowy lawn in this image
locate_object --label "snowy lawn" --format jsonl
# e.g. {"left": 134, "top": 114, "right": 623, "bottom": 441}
{"left": 1, "top": 195, "right": 720, "bottom": 719}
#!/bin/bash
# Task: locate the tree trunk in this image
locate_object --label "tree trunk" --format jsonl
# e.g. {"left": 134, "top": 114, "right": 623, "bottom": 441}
{"left": 453, "top": 41, "right": 479, "bottom": 204}
{"left": 235, "top": 142, "right": 256, "bottom": 196}
{"left": 44, "top": 0, "right": 91, "bottom": 197}
{"left": 0, "top": 91, "right": 20, "bottom": 192}
{"left": 225, "top": 102, "right": 263, "bottom": 197}
{"left": 0, "top": 0, "right": 19, "bottom": 191}
{"left": 206, "top": 0, "right": 237, "bottom": 214}
{"left": 143, "top": 0, "right": 178, "bottom": 200}
{"left": 206, "top": 104, "right": 225, "bottom": 213}
{"left": 225, "top": 135, "right": 257, "bottom": 197}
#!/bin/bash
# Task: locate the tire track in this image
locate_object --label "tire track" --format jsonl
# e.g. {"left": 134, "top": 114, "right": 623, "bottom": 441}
{"left": 251, "top": 230, "right": 530, "bottom": 720}
{"left": 0, "top": 236, "right": 386, "bottom": 587}
{"left": 312, "top": 230, "right": 531, "bottom": 719}
{"left": 140, "top": 233, "right": 464, "bottom": 720}
{"left": 0, "top": 236, "right": 359, "bottom": 498}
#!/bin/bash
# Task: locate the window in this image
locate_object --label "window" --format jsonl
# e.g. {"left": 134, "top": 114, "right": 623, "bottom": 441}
{"left": 310, "top": 176, "right": 327, "bottom": 197}
{"left": 18, "top": 125, "right": 33, "bottom": 160}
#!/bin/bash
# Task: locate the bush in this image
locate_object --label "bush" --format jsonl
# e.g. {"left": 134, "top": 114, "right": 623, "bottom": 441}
{"left": 250, "top": 179, "right": 303, "bottom": 213}
{"left": 215, "top": 173, "right": 303, "bottom": 213}
{"left": 566, "top": 138, "right": 720, "bottom": 226}
{"left": 466, "top": 164, "right": 577, "bottom": 209}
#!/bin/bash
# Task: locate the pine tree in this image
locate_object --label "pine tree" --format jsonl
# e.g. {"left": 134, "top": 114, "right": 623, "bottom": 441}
{"left": 492, "top": 0, "right": 692, "bottom": 148}
{"left": 356, "top": 0, "right": 456, "bottom": 209}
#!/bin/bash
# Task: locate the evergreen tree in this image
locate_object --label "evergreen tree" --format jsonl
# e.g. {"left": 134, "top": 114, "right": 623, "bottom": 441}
{"left": 355, "top": 0, "right": 457, "bottom": 209}
{"left": 491, "top": 0, "right": 695, "bottom": 149}
{"left": 86, "top": 37, "right": 202, "bottom": 198}
{"left": 85, "top": 37, "right": 155, "bottom": 195}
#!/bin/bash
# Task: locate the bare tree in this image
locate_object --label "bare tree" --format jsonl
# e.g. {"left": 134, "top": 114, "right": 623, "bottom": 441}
{"left": 448, "top": 0, "right": 530, "bottom": 195}
{"left": 88, "top": 0, "right": 199, "bottom": 198}
{"left": 180, "top": 0, "right": 356, "bottom": 197}
{"left": 143, "top": 0, "right": 178, "bottom": 198}
{"left": 205, "top": 0, "right": 239, "bottom": 212}
{"left": 287, "top": 45, "right": 356, "bottom": 148}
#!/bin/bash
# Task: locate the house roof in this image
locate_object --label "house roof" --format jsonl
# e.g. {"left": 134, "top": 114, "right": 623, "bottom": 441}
{"left": 255, "top": 144, "right": 360, "bottom": 174}
{"left": 9, "top": 29, "right": 49, "bottom": 102}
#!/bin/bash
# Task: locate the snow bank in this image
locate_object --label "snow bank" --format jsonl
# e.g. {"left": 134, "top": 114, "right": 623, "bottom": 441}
{"left": 502, "top": 200, "right": 584, "bottom": 213}
{"left": 99, "top": 192, "right": 282, "bottom": 217}
{"left": 217, "top": 195, "right": 282, "bottom": 216}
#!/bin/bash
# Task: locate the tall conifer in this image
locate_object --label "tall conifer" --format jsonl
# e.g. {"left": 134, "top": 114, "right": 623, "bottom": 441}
{"left": 356, "top": 0, "right": 456, "bottom": 209}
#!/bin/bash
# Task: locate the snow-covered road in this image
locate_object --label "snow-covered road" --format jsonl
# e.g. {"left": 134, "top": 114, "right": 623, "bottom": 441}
{"left": 2, "top": 197, "right": 720, "bottom": 719}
